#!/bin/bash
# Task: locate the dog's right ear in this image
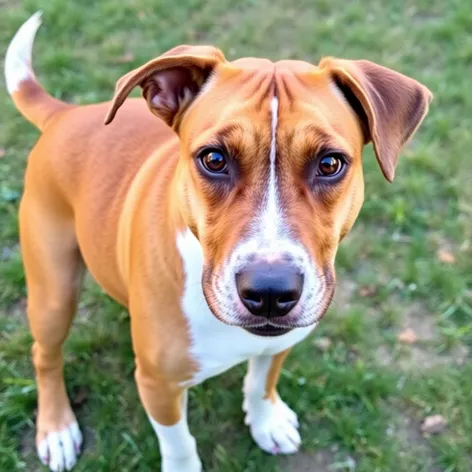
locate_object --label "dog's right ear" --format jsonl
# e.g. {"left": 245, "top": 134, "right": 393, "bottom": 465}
{"left": 319, "top": 58, "right": 432, "bottom": 182}
{"left": 104, "top": 45, "right": 225, "bottom": 130}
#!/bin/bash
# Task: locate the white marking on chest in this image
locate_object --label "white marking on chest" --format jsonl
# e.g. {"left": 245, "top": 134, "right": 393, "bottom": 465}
{"left": 176, "top": 228, "right": 313, "bottom": 386}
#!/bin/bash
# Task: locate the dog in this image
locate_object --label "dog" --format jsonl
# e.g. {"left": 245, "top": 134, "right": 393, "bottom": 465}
{"left": 5, "top": 12, "right": 432, "bottom": 472}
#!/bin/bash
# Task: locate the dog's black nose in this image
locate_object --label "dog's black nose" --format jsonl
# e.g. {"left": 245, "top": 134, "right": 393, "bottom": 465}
{"left": 236, "top": 263, "right": 303, "bottom": 317}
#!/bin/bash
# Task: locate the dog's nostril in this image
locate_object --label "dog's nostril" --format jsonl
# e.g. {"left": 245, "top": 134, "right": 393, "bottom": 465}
{"left": 242, "top": 290, "right": 264, "bottom": 305}
{"left": 246, "top": 295, "right": 262, "bottom": 304}
{"left": 276, "top": 292, "right": 298, "bottom": 305}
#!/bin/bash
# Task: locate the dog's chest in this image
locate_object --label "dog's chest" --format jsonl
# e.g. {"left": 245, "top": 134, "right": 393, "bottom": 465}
{"left": 176, "top": 229, "right": 313, "bottom": 386}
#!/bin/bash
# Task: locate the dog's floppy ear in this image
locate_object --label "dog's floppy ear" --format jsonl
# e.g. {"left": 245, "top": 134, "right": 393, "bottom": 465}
{"left": 104, "top": 45, "right": 225, "bottom": 130}
{"left": 319, "top": 58, "right": 432, "bottom": 182}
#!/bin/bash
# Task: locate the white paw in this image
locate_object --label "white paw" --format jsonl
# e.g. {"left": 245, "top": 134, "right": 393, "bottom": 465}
{"left": 161, "top": 454, "right": 202, "bottom": 472}
{"left": 244, "top": 397, "right": 301, "bottom": 455}
{"left": 37, "top": 422, "right": 82, "bottom": 471}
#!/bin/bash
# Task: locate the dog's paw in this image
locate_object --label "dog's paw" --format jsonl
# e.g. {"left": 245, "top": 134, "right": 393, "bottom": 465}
{"left": 37, "top": 422, "right": 82, "bottom": 471}
{"left": 244, "top": 397, "right": 301, "bottom": 455}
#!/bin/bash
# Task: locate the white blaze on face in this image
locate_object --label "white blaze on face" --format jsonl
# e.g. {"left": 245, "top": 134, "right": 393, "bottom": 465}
{"left": 258, "top": 96, "right": 286, "bottom": 242}
{"left": 213, "top": 92, "right": 325, "bottom": 325}
{"left": 258, "top": 96, "right": 281, "bottom": 240}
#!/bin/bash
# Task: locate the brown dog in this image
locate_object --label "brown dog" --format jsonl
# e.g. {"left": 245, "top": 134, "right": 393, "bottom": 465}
{"left": 5, "top": 12, "right": 432, "bottom": 472}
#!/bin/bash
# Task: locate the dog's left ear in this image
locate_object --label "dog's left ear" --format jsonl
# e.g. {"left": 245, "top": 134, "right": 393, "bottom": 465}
{"left": 319, "top": 58, "right": 432, "bottom": 182}
{"left": 104, "top": 45, "right": 226, "bottom": 130}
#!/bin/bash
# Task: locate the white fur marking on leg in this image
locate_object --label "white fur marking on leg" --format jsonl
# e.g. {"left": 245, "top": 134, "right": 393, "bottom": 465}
{"left": 243, "top": 356, "right": 301, "bottom": 455}
{"left": 37, "top": 438, "right": 49, "bottom": 465}
{"left": 69, "top": 422, "right": 83, "bottom": 453}
{"left": 243, "top": 354, "right": 272, "bottom": 404}
{"left": 36, "top": 422, "right": 82, "bottom": 472}
{"left": 46, "top": 432, "right": 65, "bottom": 471}
{"left": 147, "top": 391, "right": 201, "bottom": 472}
{"left": 59, "top": 429, "right": 76, "bottom": 471}
{"left": 4, "top": 11, "right": 42, "bottom": 95}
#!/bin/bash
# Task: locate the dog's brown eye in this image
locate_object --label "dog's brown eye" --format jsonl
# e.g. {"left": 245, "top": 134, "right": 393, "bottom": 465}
{"left": 200, "top": 150, "right": 228, "bottom": 174}
{"left": 317, "top": 154, "right": 344, "bottom": 177}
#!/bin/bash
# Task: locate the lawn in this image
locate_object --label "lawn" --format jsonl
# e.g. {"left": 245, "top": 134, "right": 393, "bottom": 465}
{"left": 1, "top": 0, "right": 472, "bottom": 471}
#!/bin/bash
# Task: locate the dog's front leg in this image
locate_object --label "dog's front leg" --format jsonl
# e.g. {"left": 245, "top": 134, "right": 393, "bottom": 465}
{"left": 135, "top": 364, "right": 201, "bottom": 472}
{"left": 243, "top": 350, "right": 301, "bottom": 455}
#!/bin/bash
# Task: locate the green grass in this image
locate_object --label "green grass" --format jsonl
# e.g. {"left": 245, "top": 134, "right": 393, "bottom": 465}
{"left": 1, "top": 0, "right": 472, "bottom": 471}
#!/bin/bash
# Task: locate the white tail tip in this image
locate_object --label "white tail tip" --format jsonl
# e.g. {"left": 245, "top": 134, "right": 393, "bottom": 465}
{"left": 5, "top": 11, "right": 43, "bottom": 95}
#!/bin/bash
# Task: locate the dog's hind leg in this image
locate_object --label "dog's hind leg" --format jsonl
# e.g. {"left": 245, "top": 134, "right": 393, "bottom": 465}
{"left": 20, "top": 194, "right": 84, "bottom": 471}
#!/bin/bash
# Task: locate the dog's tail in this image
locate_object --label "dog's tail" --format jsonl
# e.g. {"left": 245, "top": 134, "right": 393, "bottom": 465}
{"left": 5, "top": 12, "right": 73, "bottom": 131}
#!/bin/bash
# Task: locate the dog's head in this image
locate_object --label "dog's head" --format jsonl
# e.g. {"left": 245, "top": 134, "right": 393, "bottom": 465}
{"left": 106, "top": 46, "right": 432, "bottom": 336}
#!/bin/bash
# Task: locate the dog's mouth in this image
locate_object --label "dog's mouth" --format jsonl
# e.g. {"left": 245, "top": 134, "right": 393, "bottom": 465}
{"left": 202, "top": 263, "right": 336, "bottom": 332}
{"left": 244, "top": 324, "right": 292, "bottom": 337}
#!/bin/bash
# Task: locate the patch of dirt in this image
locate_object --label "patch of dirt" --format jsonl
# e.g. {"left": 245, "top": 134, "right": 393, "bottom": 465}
{"left": 393, "top": 414, "right": 443, "bottom": 472}
{"left": 375, "top": 345, "right": 394, "bottom": 366}
{"left": 376, "top": 341, "right": 469, "bottom": 371}
{"left": 400, "top": 302, "right": 437, "bottom": 342}
{"left": 403, "top": 344, "right": 469, "bottom": 370}
{"left": 280, "top": 449, "right": 337, "bottom": 472}
{"left": 375, "top": 300, "right": 470, "bottom": 370}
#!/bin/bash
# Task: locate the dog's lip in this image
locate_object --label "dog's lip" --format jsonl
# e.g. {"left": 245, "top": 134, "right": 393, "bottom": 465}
{"left": 202, "top": 264, "right": 336, "bottom": 329}
{"left": 243, "top": 324, "right": 293, "bottom": 337}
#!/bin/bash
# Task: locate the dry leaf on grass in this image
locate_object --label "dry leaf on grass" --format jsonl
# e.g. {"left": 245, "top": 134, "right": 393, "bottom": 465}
{"left": 437, "top": 248, "right": 456, "bottom": 264}
{"left": 421, "top": 414, "right": 447, "bottom": 434}
{"left": 359, "top": 285, "right": 378, "bottom": 297}
{"left": 397, "top": 328, "right": 418, "bottom": 344}
{"left": 0, "top": 148, "right": 5, "bottom": 158}
{"left": 314, "top": 337, "right": 332, "bottom": 351}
